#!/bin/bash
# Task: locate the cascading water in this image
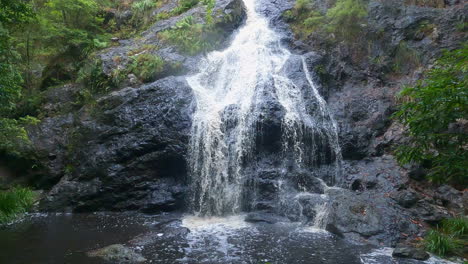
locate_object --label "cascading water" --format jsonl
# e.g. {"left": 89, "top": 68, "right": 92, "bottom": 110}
{"left": 187, "top": 0, "right": 342, "bottom": 220}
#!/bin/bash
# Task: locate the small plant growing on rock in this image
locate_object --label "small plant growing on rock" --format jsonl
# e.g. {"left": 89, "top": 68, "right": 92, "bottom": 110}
{"left": 424, "top": 217, "right": 467, "bottom": 257}
{"left": 159, "top": 16, "right": 220, "bottom": 55}
{"left": 128, "top": 53, "right": 165, "bottom": 82}
{"left": 283, "top": 0, "right": 367, "bottom": 43}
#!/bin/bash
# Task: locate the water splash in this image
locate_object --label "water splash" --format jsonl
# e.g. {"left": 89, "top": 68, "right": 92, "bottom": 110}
{"left": 187, "top": 0, "right": 341, "bottom": 217}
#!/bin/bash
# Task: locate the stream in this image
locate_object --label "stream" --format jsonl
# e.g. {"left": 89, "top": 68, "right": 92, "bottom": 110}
{"left": 0, "top": 213, "right": 452, "bottom": 264}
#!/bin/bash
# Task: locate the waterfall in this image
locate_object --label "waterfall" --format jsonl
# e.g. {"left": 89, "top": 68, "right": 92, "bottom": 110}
{"left": 187, "top": 0, "right": 341, "bottom": 217}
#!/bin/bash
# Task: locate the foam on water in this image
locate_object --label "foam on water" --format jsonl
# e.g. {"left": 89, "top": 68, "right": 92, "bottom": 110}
{"left": 181, "top": 215, "right": 250, "bottom": 231}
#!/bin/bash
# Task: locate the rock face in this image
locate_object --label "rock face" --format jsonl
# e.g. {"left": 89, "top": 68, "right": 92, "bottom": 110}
{"left": 277, "top": 0, "right": 467, "bottom": 246}
{"left": 87, "top": 244, "right": 146, "bottom": 263}
{"left": 35, "top": 77, "right": 193, "bottom": 212}
{"left": 392, "top": 245, "right": 430, "bottom": 261}
{"left": 28, "top": 0, "right": 247, "bottom": 213}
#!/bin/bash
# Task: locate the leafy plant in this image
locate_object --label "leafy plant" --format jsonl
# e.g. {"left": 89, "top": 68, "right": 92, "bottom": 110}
{"left": 424, "top": 218, "right": 467, "bottom": 257}
{"left": 0, "top": 117, "right": 39, "bottom": 157}
{"left": 441, "top": 217, "right": 468, "bottom": 237}
{"left": 128, "top": 53, "right": 165, "bottom": 82}
{"left": 78, "top": 59, "right": 111, "bottom": 93}
{"left": 392, "top": 41, "right": 421, "bottom": 73}
{"left": 424, "top": 230, "right": 462, "bottom": 256}
{"left": 173, "top": 0, "right": 200, "bottom": 15}
{"left": 0, "top": 187, "right": 36, "bottom": 224}
{"left": 131, "top": 0, "right": 157, "bottom": 26}
{"left": 159, "top": 16, "right": 221, "bottom": 55}
{"left": 393, "top": 46, "right": 468, "bottom": 186}
{"left": 325, "top": 0, "right": 368, "bottom": 41}
{"left": 283, "top": 0, "right": 367, "bottom": 42}
{"left": 0, "top": 0, "right": 38, "bottom": 159}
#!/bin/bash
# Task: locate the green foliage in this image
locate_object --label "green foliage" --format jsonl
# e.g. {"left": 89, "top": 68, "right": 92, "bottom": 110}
{"left": 159, "top": 16, "right": 220, "bottom": 55}
{"left": 284, "top": 0, "right": 367, "bottom": 42}
{"left": 0, "top": 0, "right": 37, "bottom": 159}
{"left": 325, "top": 0, "right": 368, "bottom": 41}
{"left": 393, "top": 41, "right": 421, "bottom": 73}
{"left": 0, "top": 117, "right": 39, "bottom": 157}
{"left": 128, "top": 53, "right": 165, "bottom": 82}
{"left": 0, "top": 187, "right": 36, "bottom": 224}
{"left": 202, "top": 0, "right": 216, "bottom": 25}
{"left": 35, "top": 0, "right": 110, "bottom": 58}
{"left": 0, "top": 28, "right": 22, "bottom": 113}
{"left": 393, "top": 46, "right": 468, "bottom": 186}
{"left": 282, "top": 0, "right": 325, "bottom": 39}
{"left": 294, "top": 0, "right": 312, "bottom": 12}
{"left": 455, "top": 22, "right": 467, "bottom": 32}
{"left": 77, "top": 59, "right": 111, "bottom": 94}
{"left": 75, "top": 59, "right": 114, "bottom": 106}
{"left": 442, "top": 217, "right": 468, "bottom": 237}
{"left": 131, "top": 0, "right": 157, "bottom": 26}
{"left": 0, "top": 0, "right": 34, "bottom": 25}
{"left": 424, "top": 230, "right": 462, "bottom": 256}
{"left": 132, "top": 0, "right": 202, "bottom": 29}
{"left": 424, "top": 218, "right": 467, "bottom": 257}
{"left": 173, "top": 0, "right": 200, "bottom": 15}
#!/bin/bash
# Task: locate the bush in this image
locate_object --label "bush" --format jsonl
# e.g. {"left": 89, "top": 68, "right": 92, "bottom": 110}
{"left": 424, "top": 230, "right": 462, "bottom": 256}
{"left": 172, "top": 0, "right": 199, "bottom": 15}
{"left": 424, "top": 217, "right": 467, "bottom": 257}
{"left": 283, "top": 0, "right": 367, "bottom": 42}
{"left": 131, "top": 0, "right": 157, "bottom": 26}
{"left": 393, "top": 41, "right": 421, "bottom": 73}
{"left": 128, "top": 53, "right": 165, "bottom": 82}
{"left": 159, "top": 16, "right": 220, "bottom": 55}
{"left": 0, "top": 187, "right": 36, "bottom": 224}
{"left": 442, "top": 217, "right": 468, "bottom": 237}
{"left": 326, "top": 0, "right": 368, "bottom": 41}
{"left": 0, "top": 117, "right": 39, "bottom": 157}
{"left": 393, "top": 46, "right": 468, "bottom": 186}
{"left": 77, "top": 59, "right": 112, "bottom": 94}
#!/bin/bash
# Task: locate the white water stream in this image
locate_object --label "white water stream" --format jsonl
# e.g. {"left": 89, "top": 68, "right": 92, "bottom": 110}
{"left": 187, "top": 0, "right": 341, "bottom": 218}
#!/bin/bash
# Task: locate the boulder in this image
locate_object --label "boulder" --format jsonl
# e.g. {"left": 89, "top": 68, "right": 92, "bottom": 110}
{"left": 392, "top": 245, "right": 430, "bottom": 261}
{"left": 394, "top": 190, "right": 420, "bottom": 208}
{"left": 245, "top": 212, "right": 290, "bottom": 224}
{"left": 87, "top": 244, "right": 146, "bottom": 263}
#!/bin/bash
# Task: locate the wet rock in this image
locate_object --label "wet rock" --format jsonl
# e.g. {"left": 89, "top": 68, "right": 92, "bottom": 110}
{"left": 414, "top": 200, "right": 452, "bottom": 224}
{"left": 327, "top": 178, "right": 420, "bottom": 246}
{"left": 394, "top": 190, "right": 420, "bottom": 208}
{"left": 245, "top": 212, "right": 290, "bottom": 224}
{"left": 408, "top": 165, "right": 427, "bottom": 181}
{"left": 36, "top": 76, "right": 194, "bottom": 212}
{"left": 392, "top": 245, "right": 430, "bottom": 261}
{"left": 325, "top": 224, "right": 344, "bottom": 238}
{"left": 435, "top": 185, "right": 464, "bottom": 211}
{"left": 87, "top": 244, "right": 146, "bottom": 263}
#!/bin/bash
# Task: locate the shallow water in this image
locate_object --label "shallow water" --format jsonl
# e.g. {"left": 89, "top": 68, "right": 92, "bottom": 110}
{"left": 0, "top": 213, "right": 453, "bottom": 264}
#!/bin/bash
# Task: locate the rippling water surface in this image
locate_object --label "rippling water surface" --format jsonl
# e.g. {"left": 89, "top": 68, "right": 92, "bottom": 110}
{"left": 0, "top": 213, "right": 454, "bottom": 264}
